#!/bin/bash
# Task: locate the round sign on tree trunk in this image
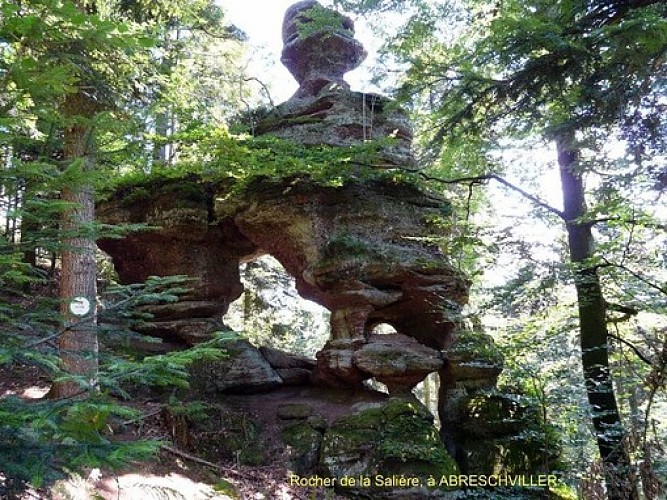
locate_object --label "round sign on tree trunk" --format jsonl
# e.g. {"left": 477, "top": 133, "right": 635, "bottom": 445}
{"left": 69, "top": 296, "right": 91, "bottom": 317}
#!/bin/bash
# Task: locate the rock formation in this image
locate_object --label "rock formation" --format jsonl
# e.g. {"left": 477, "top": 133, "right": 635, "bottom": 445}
{"left": 98, "top": 178, "right": 256, "bottom": 346}
{"left": 281, "top": 0, "right": 366, "bottom": 97}
{"left": 319, "top": 399, "right": 458, "bottom": 498}
{"left": 97, "top": 1, "right": 558, "bottom": 496}
{"left": 312, "top": 333, "right": 444, "bottom": 394}
{"left": 257, "top": 0, "right": 415, "bottom": 167}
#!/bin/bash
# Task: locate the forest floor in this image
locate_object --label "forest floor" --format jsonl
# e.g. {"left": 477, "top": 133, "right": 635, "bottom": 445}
{"left": 0, "top": 363, "right": 348, "bottom": 500}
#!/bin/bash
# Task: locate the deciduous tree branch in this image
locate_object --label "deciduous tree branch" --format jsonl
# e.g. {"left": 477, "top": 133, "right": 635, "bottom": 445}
{"left": 417, "top": 171, "right": 566, "bottom": 219}
{"left": 601, "top": 258, "right": 667, "bottom": 295}
{"left": 589, "top": 217, "right": 667, "bottom": 231}
{"left": 608, "top": 332, "right": 653, "bottom": 366}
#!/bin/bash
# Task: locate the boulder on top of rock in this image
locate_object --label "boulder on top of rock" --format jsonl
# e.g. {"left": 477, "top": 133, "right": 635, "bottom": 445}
{"left": 353, "top": 333, "right": 443, "bottom": 394}
{"left": 281, "top": 0, "right": 366, "bottom": 97}
{"left": 257, "top": 1, "right": 414, "bottom": 166}
{"left": 312, "top": 333, "right": 444, "bottom": 394}
{"left": 311, "top": 338, "right": 368, "bottom": 388}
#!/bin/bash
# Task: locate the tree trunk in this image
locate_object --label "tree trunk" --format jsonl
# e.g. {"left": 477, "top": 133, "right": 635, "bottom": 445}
{"left": 556, "top": 132, "right": 638, "bottom": 500}
{"left": 49, "top": 91, "right": 98, "bottom": 399}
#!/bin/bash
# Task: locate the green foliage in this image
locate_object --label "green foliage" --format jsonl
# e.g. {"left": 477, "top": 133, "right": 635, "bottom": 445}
{"left": 101, "top": 331, "right": 230, "bottom": 398}
{"left": 425, "top": 1, "right": 664, "bottom": 141}
{"left": 100, "top": 130, "right": 428, "bottom": 199}
{"left": 0, "top": 0, "right": 274, "bottom": 495}
{"left": 164, "top": 399, "right": 210, "bottom": 421}
{"left": 293, "top": 4, "right": 353, "bottom": 40}
{"left": 0, "top": 269, "right": 229, "bottom": 494}
{"left": 213, "top": 478, "right": 240, "bottom": 498}
{"left": 0, "top": 395, "right": 160, "bottom": 494}
{"left": 339, "top": 0, "right": 666, "bottom": 493}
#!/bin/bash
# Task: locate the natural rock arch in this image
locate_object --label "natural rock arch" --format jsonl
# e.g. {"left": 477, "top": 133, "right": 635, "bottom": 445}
{"left": 97, "top": 175, "right": 468, "bottom": 390}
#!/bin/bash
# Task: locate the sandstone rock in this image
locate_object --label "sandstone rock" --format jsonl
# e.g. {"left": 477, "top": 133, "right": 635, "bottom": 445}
{"left": 258, "top": 1, "right": 415, "bottom": 166}
{"left": 281, "top": 421, "right": 324, "bottom": 475}
{"left": 99, "top": 176, "right": 468, "bottom": 351}
{"left": 438, "top": 329, "right": 506, "bottom": 471}
{"left": 258, "top": 87, "right": 416, "bottom": 167}
{"left": 190, "top": 338, "right": 282, "bottom": 394}
{"left": 232, "top": 178, "right": 469, "bottom": 349}
{"left": 278, "top": 402, "right": 326, "bottom": 475}
{"left": 91, "top": 1, "right": 560, "bottom": 489}
{"left": 311, "top": 338, "right": 368, "bottom": 388}
{"left": 456, "top": 391, "right": 560, "bottom": 476}
{"left": 281, "top": 1, "right": 366, "bottom": 97}
{"left": 135, "top": 318, "right": 223, "bottom": 346}
{"left": 275, "top": 368, "right": 312, "bottom": 386}
{"left": 138, "top": 301, "right": 223, "bottom": 321}
{"left": 444, "top": 330, "right": 503, "bottom": 386}
{"left": 98, "top": 181, "right": 257, "bottom": 346}
{"left": 307, "top": 414, "right": 327, "bottom": 431}
{"left": 353, "top": 333, "right": 443, "bottom": 394}
{"left": 277, "top": 403, "right": 315, "bottom": 420}
{"left": 260, "top": 345, "right": 316, "bottom": 370}
{"left": 320, "top": 398, "right": 458, "bottom": 497}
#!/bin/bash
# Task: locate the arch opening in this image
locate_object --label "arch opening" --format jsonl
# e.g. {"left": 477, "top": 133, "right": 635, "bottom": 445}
{"left": 369, "top": 322, "right": 397, "bottom": 335}
{"left": 223, "top": 255, "right": 330, "bottom": 358}
{"left": 364, "top": 378, "right": 389, "bottom": 394}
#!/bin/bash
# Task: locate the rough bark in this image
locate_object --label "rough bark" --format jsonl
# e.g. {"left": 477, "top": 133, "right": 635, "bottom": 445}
{"left": 556, "top": 132, "right": 638, "bottom": 500}
{"left": 49, "top": 91, "right": 99, "bottom": 399}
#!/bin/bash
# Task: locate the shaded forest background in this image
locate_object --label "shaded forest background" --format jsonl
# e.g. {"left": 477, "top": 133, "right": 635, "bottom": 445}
{"left": 1, "top": 0, "right": 666, "bottom": 498}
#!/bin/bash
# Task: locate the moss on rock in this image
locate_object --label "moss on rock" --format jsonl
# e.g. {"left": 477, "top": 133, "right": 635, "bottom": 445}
{"left": 459, "top": 390, "right": 562, "bottom": 476}
{"left": 281, "top": 421, "right": 324, "bottom": 475}
{"left": 320, "top": 398, "right": 458, "bottom": 496}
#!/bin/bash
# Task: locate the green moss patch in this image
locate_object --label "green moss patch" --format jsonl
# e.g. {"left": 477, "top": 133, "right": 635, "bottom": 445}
{"left": 321, "top": 398, "right": 458, "bottom": 495}
{"left": 281, "top": 421, "right": 324, "bottom": 475}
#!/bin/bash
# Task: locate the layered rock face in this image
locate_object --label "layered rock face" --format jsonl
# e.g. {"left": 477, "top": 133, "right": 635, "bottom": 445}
{"left": 230, "top": 178, "right": 468, "bottom": 350}
{"left": 98, "top": 1, "right": 466, "bottom": 369}
{"left": 99, "top": 176, "right": 468, "bottom": 378}
{"left": 97, "top": 179, "right": 256, "bottom": 346}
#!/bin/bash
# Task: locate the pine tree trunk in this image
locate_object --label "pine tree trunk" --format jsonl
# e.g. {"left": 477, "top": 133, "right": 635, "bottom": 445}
{"left": 556, "top": 132, "right": 638, "bottom": 500}
{"left": 49, "top": 92, "right": 98, "bottom": 399}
